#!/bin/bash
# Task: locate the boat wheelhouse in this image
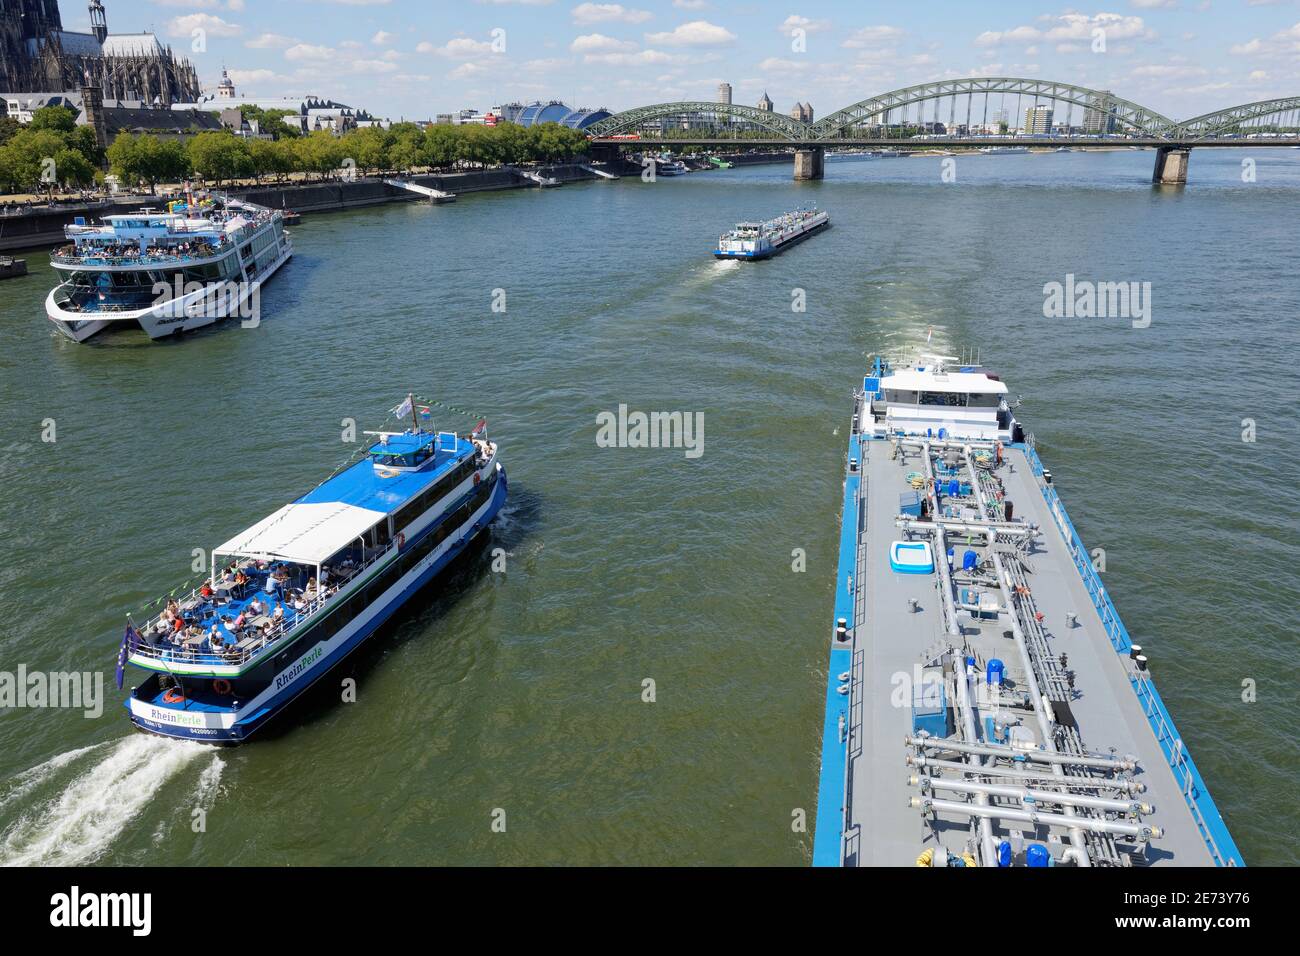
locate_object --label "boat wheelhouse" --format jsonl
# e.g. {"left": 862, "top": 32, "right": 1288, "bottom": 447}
{"left": 45, "top": 193, "right": 292, "bottom": 343}
{"left": 714, "top": 205, "right": 830, "bottom": 260}
{"left": 122, "top": 410, "right": 506, "bottom": 743}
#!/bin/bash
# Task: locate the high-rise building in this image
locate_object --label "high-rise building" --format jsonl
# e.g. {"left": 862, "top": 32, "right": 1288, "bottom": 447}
{"left": 1024, "top": 104, "right": 1054, "bottom": 135}
{"left": 1083, "top": 90, "right": 1117, "bottom": 134}
{"left": 717, "top": 82, "right": 732, "bottom": 105}
{"left": 758, "top": 91, "right": 773, "bottom": 112}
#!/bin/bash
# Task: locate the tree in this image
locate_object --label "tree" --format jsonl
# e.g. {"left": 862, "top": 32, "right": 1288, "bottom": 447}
{"left": 28, "top": 105, "right": 77, "bottom": 134}
{"left": 293, "top": 130, "right": 346, "bottom": 179}
{"left": 187, "top": 131, "right": 253, "bottom": 184}
{"left": 53, "top": 147, "right": 94, "bottom": 188}
{"left": 341, "top": 126, "right": 388, "bottom": 175}
{"left": 0, "top": 116, "right": 19, "bottom": 147}
{"left": 423, "top": 124, "right": 458, "bottom": 169}
{"left": 108, "top": 134, "right": 190, "bottom": 191}
{"left": 387, "top": 131, "right": 424, "bottom": 172}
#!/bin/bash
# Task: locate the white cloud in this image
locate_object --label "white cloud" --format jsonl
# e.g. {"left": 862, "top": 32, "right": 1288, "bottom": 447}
{"left": 583, "top": 49, "right": 680, "bottom": 66}
{"left": 974, "top": 25, "right": 1041, "bottom": 47}
{"left": 166, "top": 13, "right": 241, "bottom": 38}
{"left": 570, "top": 33, "right": 638, "bottom": 53}
{"left": 842, "top": 25, "right": 904, "bottom": 48}
{"left": 245, "top": 32, "right": 296, "bottom": 49}
{"left": 429, "top": 37, "right": 497, "bottom": 58}
{"left": 285, "top": 43, "right": 334, "bottom": 61}
{"left": 779, "top": 15, "right": 830, "bottom": 35}
{"left": 645, "top": 20, "right": 736, "bottom": 46}
{"left": 372, "top": 30, "right": 396, "bottom": 45}
{"left": 226, "top": 68, "right": 281, "bottom": 85}
{"left": 1230, "top": 21, "right": 1300, "bottom": 57}
{"left": 672, "top": 0, "right": 706, "bottom": 8}
{"left": 572, "top": 3, "right": 652, "bottom": 25}
{"left": 758, "top": 56, "right": 809, "bottom": 72}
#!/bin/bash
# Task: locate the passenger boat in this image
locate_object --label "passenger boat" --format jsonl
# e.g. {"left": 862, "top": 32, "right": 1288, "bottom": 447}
{"left": 978, "top": 145, "right": 1031, "bottom": 155}
{"left": 0, "top": 255, "right": 27, "bottom": 280}
{"left": 118, "top": 398, "right": 507, "bottom": 743}
{"left": 714, "top": 205, "right": 829, "bottom": 260}
{"left": 45, "top": 192, "right": 291, "bottom": 343}
{"left": 812, "top": 349, "right": 1243, "bottom": 866}
{"left": 654, "top": 155, "right": 688, "bottom": 176}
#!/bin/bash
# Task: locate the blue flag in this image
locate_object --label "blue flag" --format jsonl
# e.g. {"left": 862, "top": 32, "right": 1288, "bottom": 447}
{"left": 116, "top": 623, "right": 138, "bottom": 690}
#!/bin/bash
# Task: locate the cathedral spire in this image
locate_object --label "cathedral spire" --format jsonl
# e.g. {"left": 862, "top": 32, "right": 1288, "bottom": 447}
{"left": 89, "top": 0, "right": 108, "bottom": 45}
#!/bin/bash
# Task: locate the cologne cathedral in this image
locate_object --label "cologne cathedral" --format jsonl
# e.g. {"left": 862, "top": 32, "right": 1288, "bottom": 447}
{"left": 1, "top": 0, "right": 200, "bottom": 105}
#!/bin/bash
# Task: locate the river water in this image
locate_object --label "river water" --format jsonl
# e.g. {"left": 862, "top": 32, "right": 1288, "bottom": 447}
{"left": 0, "top": 149, "right": 1296, "bottom": 865}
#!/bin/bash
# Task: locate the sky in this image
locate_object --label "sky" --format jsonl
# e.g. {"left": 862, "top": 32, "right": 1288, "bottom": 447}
{"left": 62, "top": 1, "right": 1300, "bottom": 122}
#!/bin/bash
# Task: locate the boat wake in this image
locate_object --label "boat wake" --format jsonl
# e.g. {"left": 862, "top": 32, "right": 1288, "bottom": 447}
{"left": 0, "top": 736, "right": 211, "bottom": 867}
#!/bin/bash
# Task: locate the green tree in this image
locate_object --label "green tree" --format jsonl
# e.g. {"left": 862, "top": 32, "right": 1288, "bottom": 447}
{"left": 187, "top": 131, "right": 253, "bottom": 184}
{"left": 28, "top": 105, "right": 77, "bottom": 134}
{"left": 53, "top": 147, "right": 94, "bottom": 188}
{"left": 423, "top": 124, "right": 458, "bottom": 169}
{"left": 293, "top": 130, "right": 346, "bottom": 179}
{"left": 387, "top": 131, "right": 424, "bottom": 172}
{"left": 0, "top": 116, "right": 19, "bottom": 147}
{"left": 341, "top": 126, "right": 389, "bottom": 175}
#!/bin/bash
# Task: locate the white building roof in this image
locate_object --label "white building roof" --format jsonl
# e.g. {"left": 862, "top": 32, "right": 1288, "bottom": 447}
{"left": 881, "top": 368, "right": 1009, "bottom": 395}
{"left": 102, "top": 34, "right": 167, "bottom": 58}
{"left": 214, "top": 501, "right": 386, "bottom": 566}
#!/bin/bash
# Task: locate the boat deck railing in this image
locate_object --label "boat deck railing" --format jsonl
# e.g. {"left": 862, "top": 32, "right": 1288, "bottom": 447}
{"left": 130, "top": 541, "right": 396, "bottom": 670}
{"left": 1013, "top": 438, "right": 1242, "bottom": 866}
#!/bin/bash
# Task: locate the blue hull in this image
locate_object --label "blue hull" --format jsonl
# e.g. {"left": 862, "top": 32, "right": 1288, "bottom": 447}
{"left": 127, "top": 472, "right": 508, "bottom": 743}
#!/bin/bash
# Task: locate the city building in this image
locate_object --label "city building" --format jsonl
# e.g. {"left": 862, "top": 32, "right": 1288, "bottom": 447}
{"left": 493, "top": 101, "right": 612, "bottom": 130}
{"left": 1024, "top": 104, "right": 1054, "bottom": 135}
{"left": 758, "top": 91, "right": 773, "bottom": 112}
{"left": 0, "top": 1, "right": 200, "bottom": 105}
{"left": 1, "top": 90, "right": 82, "bottom": 122}
{"left": 717, "top": 82, "right": 732, "bottom": 105}
{"left": 1084, "top": 90, "right": 1117, "bottom": 134}
{"left": 789, "top": 101, "right": 814, "bottom": 123}
{"left": 171, "top": 93, "right": 383, "bottom": 134}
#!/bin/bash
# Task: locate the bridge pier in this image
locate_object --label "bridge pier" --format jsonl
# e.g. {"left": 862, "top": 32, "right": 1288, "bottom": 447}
{"left": 794, "top": 146, "right": 825, "bottom": 181}
{"left": 1152, "top": 146, "right": 1190, "bottom": 185}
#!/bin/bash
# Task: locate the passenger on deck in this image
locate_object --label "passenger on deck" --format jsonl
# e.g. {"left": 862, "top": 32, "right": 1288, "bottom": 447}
{"left": 272, "top": 604, "right": 285, "bottom": 625}
{"left": 200, "top": 581, "right": 214, "bottom": 599}
{"left": 248, "top": 596, "right": 265, "bottom": 616}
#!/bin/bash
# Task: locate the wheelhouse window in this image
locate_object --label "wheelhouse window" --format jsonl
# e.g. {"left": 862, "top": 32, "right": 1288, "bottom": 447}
{"left": 918, "top": 391, "right": 969, "bottom": 407}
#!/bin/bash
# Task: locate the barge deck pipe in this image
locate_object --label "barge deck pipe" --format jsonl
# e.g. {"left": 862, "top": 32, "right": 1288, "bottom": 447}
{"left": 912, "top": 775, "right": 1153, "bottom": 814}
{"left": 907, "top": 755, "right": 1144, "bottom": 793}
{"left": 906, "top": 735, "right": 1136, "bottom": 771}
{"left": 911, "top": 797, "right": 1162, "bottom": 841}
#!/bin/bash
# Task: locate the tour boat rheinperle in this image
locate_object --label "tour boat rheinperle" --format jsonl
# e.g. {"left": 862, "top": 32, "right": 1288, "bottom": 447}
{"left": 46, "top": 192, "right": 291, "bottom": 343}
{"left": 119, "top": 401, "right": 506, "bottom": 742}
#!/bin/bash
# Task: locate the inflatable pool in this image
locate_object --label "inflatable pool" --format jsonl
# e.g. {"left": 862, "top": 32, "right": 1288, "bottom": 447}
{"left": 890, "top": 540, "right": 935, "bottom": 574}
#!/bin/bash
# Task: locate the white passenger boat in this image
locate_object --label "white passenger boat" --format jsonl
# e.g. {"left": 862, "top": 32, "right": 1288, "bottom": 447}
{"left": 118, "top": 399, "right": 506, "bottom": 743}
{"left": 45, "top": 192, "right": 291, "bottom": 343}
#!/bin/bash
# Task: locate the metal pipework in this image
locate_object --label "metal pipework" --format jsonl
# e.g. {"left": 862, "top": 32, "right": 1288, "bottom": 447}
{"left": 905, "top": 735, "right": 1137, "bottom": 771}
{"left": 981, "top": 496, "right": 1091, "bottom": 866}
{"left": 919, "top": 443, "right": 962, "bottom": 639}
{"left": 910, "top": 775, "right": 1154, "bottom": 815}
{"left": 906, "top": 754, "right": 1146, "bottom": 794}
{"left": 897, "top": 437, "right": 999, "bottom": 452}
{"left": 910, "top": 797, "right": 1163, "bottom": 842}
{"left": 895, "top": 517, "right": 1037, "bottom": 537}
{"left": 951, "top": 653, "right": 998, "bottom": 867}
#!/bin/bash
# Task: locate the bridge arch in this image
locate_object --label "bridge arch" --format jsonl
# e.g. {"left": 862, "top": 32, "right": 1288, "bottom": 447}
{"left": 1172, "top": 96, "right": 1300, "bottom": 137}
{"left": 584, "top": 101, "right": 813, "bottom": 141}
{"left": 810, "top": 77, "right": 1175, "bottom": 140}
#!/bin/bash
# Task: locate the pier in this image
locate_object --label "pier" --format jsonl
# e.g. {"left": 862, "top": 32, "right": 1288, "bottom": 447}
{"left": 383, "top": 178, "right": 456, "bottom": 202}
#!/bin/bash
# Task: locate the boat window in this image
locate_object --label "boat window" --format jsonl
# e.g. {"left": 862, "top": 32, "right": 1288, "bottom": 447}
{"left": 919, "top": 391, "right": 968, "bottom": 407}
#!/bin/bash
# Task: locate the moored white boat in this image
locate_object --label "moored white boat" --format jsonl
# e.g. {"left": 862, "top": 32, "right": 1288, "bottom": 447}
{"left": 45, "top": 192, "right": 291, "bottom": 343}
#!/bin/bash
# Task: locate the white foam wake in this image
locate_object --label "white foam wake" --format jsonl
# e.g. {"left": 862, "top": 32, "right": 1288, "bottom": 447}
{"left": 0, "top": 742, "right": 106, "bottom": 814}
{"left": 0, "top": 736, "right": 208, "bottom": 867}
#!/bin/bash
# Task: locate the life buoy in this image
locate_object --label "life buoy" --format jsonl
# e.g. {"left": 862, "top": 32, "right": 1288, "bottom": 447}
{"left": 163, "top": 687, "right": 185, "bottom": 704}
{"left": 213, "top": 678, "right": 233, "bottom": 696}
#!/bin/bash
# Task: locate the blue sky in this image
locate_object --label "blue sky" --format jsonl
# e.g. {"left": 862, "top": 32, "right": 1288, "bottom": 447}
{"left": 68, "top": 1, "right": 1300, "bottom": 121}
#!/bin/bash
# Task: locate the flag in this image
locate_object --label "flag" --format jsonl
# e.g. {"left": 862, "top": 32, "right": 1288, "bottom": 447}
{"left": 472, "top": 419, "right": 487, "bottom": 437}
{"left": 115, "top": 623, "right": 138, "bottom": 690}
{"left": 391, "top": 396, "right": 413, "bottom": 419}
{"left": 418, "top": 406, "right": 431, "bottom": 419}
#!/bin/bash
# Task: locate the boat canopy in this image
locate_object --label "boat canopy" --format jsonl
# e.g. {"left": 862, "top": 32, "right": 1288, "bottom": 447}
{"left": 213, "top": 500, "right": 386, "bottom": 566}
{"left": 881, "top": 369, "right": 1009, "bottom": 395}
